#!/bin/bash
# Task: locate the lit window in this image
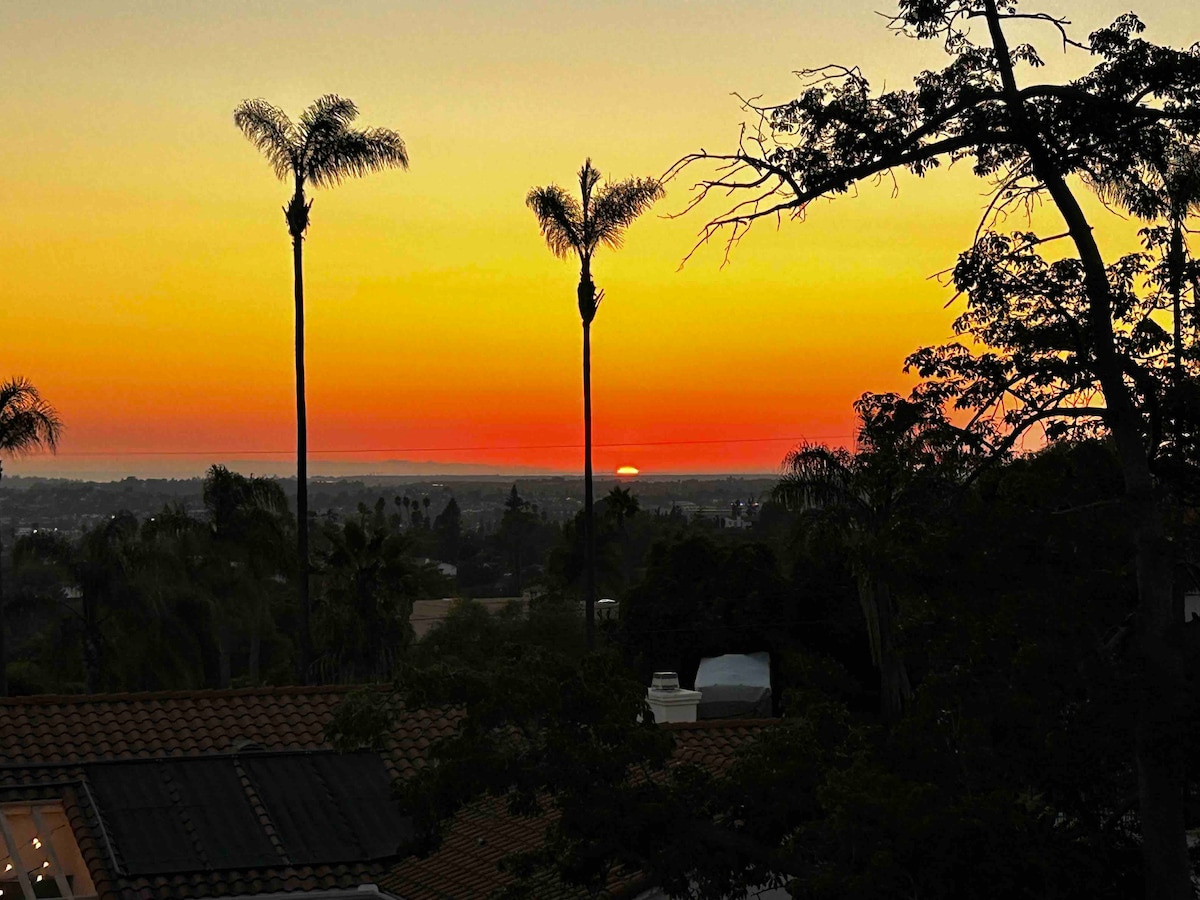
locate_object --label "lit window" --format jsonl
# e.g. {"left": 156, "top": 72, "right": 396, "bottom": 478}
{"left": 0, "top": 804, "right": 96, "bottom": 900}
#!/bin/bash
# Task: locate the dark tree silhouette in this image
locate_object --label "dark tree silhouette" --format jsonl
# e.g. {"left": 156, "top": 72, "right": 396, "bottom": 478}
{"left": 18, "top": 513, "right": 141, "bottom": 694}
{"left": 202, "top": 465, "right": 291, "bottom": 684}
{"left": 313, "top": 499, "right": 435, "bottom": 683}
{"left": 499, "top": 484, "right": 538, "bottom": 596}
{"left": 433, "top": 497, "right": 462, "bottom": 567}
{"left": 774, "top": 392, "right": 966, "bottom": 721}
{"left": 670, "top": 5, "right": 1200, "bottom": 894}
{"left": 526, "top": 160, "right": 663, "bottom": 648}
{"left": 0, "top": 377, "right": 61, "bottom": 695}
{"left": 233, "top": 95, "right": 408, "bottom": 681}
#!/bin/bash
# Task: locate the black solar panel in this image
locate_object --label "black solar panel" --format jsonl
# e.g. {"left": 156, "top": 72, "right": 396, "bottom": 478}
{"left": 242, "top": 751, "right": 408, "bottom": 864}
{"left": 241, "top": 754, "right": 361, "bottom": 863}
{"left": 86, "top": 751, "right": 411, "bottom": 876}
{"left": 87, "top": 761, "right": 197, "bottom": 875}
{"left": 313, "top": 753, "right": 407, "bottom": 859}
{"left": 169, "top": 758, "right": 281, "bottom": 869}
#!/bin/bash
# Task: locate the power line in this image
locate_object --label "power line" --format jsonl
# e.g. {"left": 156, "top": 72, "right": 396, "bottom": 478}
{"left": 49, "top": 434, "right": 855, "bottom": 458}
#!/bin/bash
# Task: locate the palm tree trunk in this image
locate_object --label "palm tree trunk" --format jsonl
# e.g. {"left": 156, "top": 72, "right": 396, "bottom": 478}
{"left": 515, "top": 542, "right": 522, "bottom": 596}
{"left": 874, "top": 579, "right": 911, "bottom": 723}
{"left": 218, "top": 622, "right": 232, "bottom": 689}
{"left": 291, "top": 192, "right": 313, "bottom": 684}
{"left": 0, "top": 460, "right": 7, "bottom": 697}
{"left": 582, "top": 317, "right": 595, "bottom": 650}
{"left": 249, "top": 594, "right": 262, "bottom": 684}
{"left": 857, "top": 572, "right": 910, "bottom": 722}
{"left": 1169, "top": 221, "right": 1184, "bottom": 381}
{"left": 83, "top": 595, "right": 101, "bottom": 694}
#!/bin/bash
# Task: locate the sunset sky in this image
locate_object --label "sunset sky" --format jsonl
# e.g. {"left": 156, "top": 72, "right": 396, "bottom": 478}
{"left": 2, "top": 0, "right": 1194, "bottom": 478}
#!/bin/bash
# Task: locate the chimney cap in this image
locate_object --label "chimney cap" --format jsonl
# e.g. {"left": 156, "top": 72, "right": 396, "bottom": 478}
{"left": 651, "top": 672, "right": 680, "bottom": 691}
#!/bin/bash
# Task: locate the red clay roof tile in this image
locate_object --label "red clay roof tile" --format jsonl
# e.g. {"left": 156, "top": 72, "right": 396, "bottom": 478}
{"left": 1, "top": 687, "right": 769, "bottom": 900}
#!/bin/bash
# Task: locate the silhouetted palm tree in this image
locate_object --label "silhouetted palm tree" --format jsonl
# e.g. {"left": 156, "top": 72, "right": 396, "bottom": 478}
{"left": 234, "top": 95, "right": 408, "bottom": 681}
{"left": 774, "top": 393, "right": 963, "bottom": 722}
{"left": 1088, "top": 142, "right": 1200, "bottom": 378}
{"left": 0, "top": 377, "right": 62, "bottom": 695}
{"left": 527, "top": 161, "right": 663, "bottom": 648}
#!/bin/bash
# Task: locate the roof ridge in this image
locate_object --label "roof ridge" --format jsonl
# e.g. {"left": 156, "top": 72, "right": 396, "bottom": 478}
{"left": 659, "top": 718, "right": 777, "bottom": 730}
{"left": 0, "top": 684, "right": 377, "bottom": 706}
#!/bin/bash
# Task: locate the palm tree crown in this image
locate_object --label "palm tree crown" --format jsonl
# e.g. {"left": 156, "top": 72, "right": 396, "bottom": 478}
{"left": 234, "top": 94, "right": 409, "bottom": 236}
{"left": 0, "top": 377, "right": 62, "bottom": 458}
{"left": 234, "top": 94, "right": 409, "bottom": 190}
{"left": 1090, "top": 141, "right": 1200, "bottom": 226}
{"left": 526, "top": 160, "right": 663, "bottom": 323}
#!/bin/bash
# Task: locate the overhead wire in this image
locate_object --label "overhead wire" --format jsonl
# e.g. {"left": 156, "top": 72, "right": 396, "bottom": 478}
{"left": 46, "top": 434, "right": 856, "bottom": 458}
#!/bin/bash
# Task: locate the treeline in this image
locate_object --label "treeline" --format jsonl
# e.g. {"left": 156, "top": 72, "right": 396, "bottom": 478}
{"left": 7, "top": 425, "right": 1157, "bottom": 738}
{"left": 0, "top": 467, "right": 562, "bottom": 693}
{"left": 0, "top": 465, "right": 746, "bottom": 694}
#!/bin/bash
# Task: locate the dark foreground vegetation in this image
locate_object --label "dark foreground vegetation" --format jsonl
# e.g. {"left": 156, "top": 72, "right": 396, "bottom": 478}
{"left": 4, "top": 431, "right": 1196, "bottom": 898}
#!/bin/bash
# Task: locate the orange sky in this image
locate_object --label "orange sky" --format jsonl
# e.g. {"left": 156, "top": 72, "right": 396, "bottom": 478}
{"left": 1, "top": 1, "right": 1194, "bottom": 478}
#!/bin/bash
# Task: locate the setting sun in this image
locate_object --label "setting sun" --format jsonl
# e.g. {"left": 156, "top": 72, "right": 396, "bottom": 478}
{"left": 616, "top": 465, "right": 640, "bottom": 476}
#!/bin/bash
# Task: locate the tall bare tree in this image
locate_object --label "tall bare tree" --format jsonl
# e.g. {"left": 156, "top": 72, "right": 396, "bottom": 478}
{"left": 0, "top": 377, "right": 62, "bottom": 695}
{"left": 526, "top": 160, "right": 663, "bottom": 648}
{"left": 234, "top": 95, "right": 408, "bottom": 681}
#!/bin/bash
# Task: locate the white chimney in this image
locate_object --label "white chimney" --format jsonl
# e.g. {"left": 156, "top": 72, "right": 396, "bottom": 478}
{"left": 647, "top": 671, "right": 702, "bottom": 724}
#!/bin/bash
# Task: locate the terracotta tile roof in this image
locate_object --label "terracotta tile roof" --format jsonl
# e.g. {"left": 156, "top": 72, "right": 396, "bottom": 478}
{"left": 662, "top": 718, "right": 773, "bottom": 772}
{"left": 0, "top": 685, "right": 459, "bottom": 782}
{"left": 0, "top": 686, "right": 459, "bottom": 900}
{"left": 380, "top": 794, "right": 651, "bottom": 900}
{"left": 381, "top": 719, "right": 773, "bottom": 900}
{"left": 0, "top": 686, "right": 772, "bottom": 900}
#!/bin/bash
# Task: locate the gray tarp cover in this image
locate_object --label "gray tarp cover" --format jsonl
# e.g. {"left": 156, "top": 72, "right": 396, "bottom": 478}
{"left": 695, "top": 652, "right": 771, "bottom": 719}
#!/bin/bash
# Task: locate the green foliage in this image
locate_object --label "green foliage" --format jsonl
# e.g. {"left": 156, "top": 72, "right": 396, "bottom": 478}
{"left": 312, "top": 498, "right": 448, "bottom": 683}
{"left": 2, "top": 470, "right": 455, "bottom": 693}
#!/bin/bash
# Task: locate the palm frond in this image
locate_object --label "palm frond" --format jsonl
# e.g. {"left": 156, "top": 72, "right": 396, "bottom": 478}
{"left": 1164, "top": 144, "right": 1200, "bottom": 221}
{"left": 590, "top": 176, "right": 665, "bottom": 252}
{"left": 233, "top": 99, "right": 300, "bottom": 182}
{"left": 772, "top": 444, "right": 863, "bottom": 513}
{"left": 526, "top": 185, "right": 584, "bottom": 260}
{"left": 0, "top": 377, "right": 62, "bottom": 456}
{"left": 1085, "top": 140, "right": 1200, "bottom": 225}
{"left": 245, "top": 475, "right": 290, "bottom": 515}
{"left": 306, "top": 126, "right": 409, "bottom": 189}
{"left": 299, "top": 94, "right": 359, "bottom": 132}
{"left": 1089, "top": 169, "right": 1168, "bottom": 221}
{"left": 577, "top": 159, "right": 603, "bottom": 218}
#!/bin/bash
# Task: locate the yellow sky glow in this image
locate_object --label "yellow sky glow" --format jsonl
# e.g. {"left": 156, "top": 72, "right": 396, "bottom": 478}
{"left": 0, "top": 0, "right": 1194, "bottom": 476}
